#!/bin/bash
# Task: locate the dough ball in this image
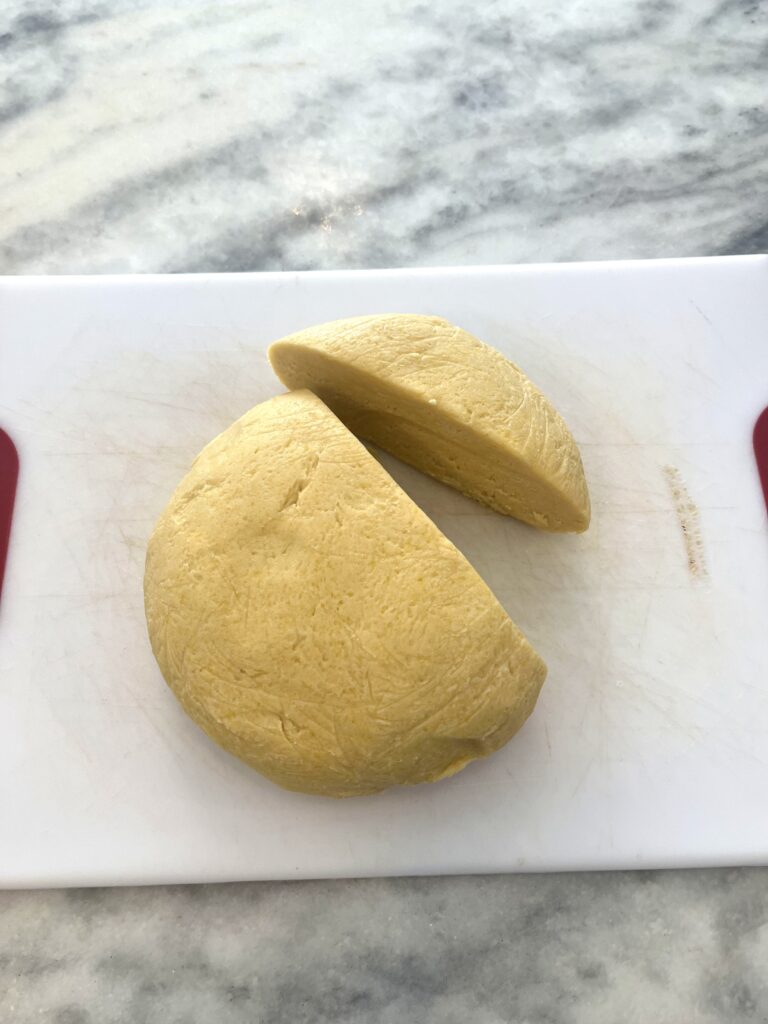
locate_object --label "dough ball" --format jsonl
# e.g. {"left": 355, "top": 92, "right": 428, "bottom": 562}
{"left": 269, "top": 314, "right": 590, "bottom": 532}
{"left": 144, "top": 391, "right": 546, "bottom": 797}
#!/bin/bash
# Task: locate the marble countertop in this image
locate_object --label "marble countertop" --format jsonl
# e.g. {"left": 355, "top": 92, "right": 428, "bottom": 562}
{"left": 1, "top": 0, "right": 767, "bottom": 1020}
{"left": 3, "top": 870, "right": 767, "bottom": 1023}
{"left": 1, "top": 0, "right": 766, "bottom": 275}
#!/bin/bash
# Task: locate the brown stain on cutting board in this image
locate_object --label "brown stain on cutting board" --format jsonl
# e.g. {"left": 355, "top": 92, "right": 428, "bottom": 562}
{"left": 663, "top": 465, "right": 708, "bottom": 580}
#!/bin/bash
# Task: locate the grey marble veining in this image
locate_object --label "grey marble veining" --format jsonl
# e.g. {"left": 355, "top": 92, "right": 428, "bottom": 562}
{"left": 1, "top": 0, "right": 767, "bottom": 275}
{"left": 2, "top": 870, "right": 768, "bottom": 1023}
{"left": 2, "top": 0, "right": 768, "bottom": 1021}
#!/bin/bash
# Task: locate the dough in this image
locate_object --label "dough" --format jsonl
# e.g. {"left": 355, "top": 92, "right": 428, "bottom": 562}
{"left": 269, "top": 314, "right": 590, "bottom": 532}
{"left": 144, "top": 390, "right": 546, "bottom": 797}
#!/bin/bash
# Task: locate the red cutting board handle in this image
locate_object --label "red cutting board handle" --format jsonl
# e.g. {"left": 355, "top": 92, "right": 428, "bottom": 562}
{"left": 0, "top": 429, "right": 19, "bottom": 608}
{"left": 755, "top": 407, "right": 768, "bottom": 518}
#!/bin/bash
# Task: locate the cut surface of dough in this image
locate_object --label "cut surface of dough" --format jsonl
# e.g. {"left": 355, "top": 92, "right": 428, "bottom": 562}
{"left": 144, "top": 390, "right": 546, "bottom": 797}
{"left": 269, "top": 314, "right": 590, "bottom": 532}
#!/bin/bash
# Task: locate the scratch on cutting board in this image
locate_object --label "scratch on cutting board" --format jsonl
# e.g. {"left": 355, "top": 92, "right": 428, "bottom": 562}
{"left": 543, "top": 721, "right": 552, "bottom": 760}
{"left": 689, "top": 299, "right": 713, "bottom": 327}
{"left": 662, "top": 465, "right": 708, "bottom": 581}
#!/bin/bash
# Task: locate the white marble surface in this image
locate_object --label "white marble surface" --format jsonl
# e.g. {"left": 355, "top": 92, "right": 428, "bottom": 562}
{"left": 3, "top": 871, "right": 768, "bottom": 1023}
{"left": 1, "top": 0, "right": 767, "bottom": 1020}
{"left": 1, "top": 0, "right": 767, "bottom": 275}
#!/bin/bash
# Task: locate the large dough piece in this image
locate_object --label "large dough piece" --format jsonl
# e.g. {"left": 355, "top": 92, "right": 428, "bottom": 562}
{"left": 269, "top": 314, "right": 590, "bottom": 532}
{"left": 144, "top": 391, "right": 546, "bottom": 797}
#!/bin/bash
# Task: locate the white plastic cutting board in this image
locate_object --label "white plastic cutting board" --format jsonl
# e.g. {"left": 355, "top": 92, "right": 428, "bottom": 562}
{"left": 1, "top": 257, "right": 767, "bottom": 888}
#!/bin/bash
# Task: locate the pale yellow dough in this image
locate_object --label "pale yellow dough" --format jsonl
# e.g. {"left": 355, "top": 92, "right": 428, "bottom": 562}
{"left": 269, "top": 314, "right": 590, "bottom": 532}
{"left": 144, "top": 391, "right": 546, "bottom": 797}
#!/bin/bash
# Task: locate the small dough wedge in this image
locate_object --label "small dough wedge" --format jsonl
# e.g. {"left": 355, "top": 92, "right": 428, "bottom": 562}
{"left": 144, "top": 390, "right": 546, "bottom": 797}
{"left": 269, "top": 314, "right": 590, "bottom": 532}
